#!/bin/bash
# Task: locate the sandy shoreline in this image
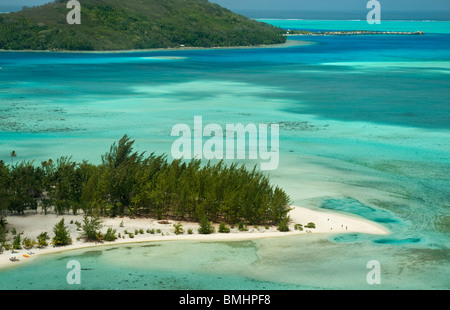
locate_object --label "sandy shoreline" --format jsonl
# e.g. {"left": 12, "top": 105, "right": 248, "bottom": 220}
{"left": 0, "top": 39, "right": 311, "bottom": 54}
{"left": 0, "top": 205, "right": 389, "bottom": 269}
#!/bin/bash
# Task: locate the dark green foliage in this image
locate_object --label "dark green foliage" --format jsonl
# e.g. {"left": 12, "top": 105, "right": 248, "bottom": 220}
{"left": 0, "top": 225, "right": 7, "bottom": 253}
{"left": 103, "top": 227, "right": 117, "bottom": 241}
{"left": 294, "top": 223, "right": 303, "bottom": 231}
{"left": 0, "top": 135, "right": 291, "bottom": 227}
{"left": 80, "top": 214, "right": 103, "bottom": 242}
{"left": 305, "top": 222, "right": 316, "bottom": 229}
{"left": 198, "top": 216, "right": 215, "bottom": 234}
{"left": 238, "top": 221, "right": 248, "bottom": 232}
{"left": 101, "top": 135, "right": 144, "bottom": 217}
{"left": 52, "top": 218, "right": 72, "bottom": 246}
{"left": 30, "top": 158, "right": 95, "bottom": 216}
{"left": 218, "top": 222, "right": 230, "bottom": 233}
{"left": 13, "top": 232, "right": 22, "bottom": 249}
{"left": 37, "top": 232, "right": 50, "bottom": 247}
{"left": 23, "top": 237, "right": 34, "bottom": 249}
{"left": 0, "top": 0, "right": 286, "bottom": 51}
{"left": 277, "top": 217, "right": 290, "bottom": 232}
{"left": 0, "top": 161, "right": 11, "bottom": 217}
{"left": 173, "top": 222, "right": 185, "bottom": 235}
{"left": 7, "top": 161, "right": 43, "bottom": 215}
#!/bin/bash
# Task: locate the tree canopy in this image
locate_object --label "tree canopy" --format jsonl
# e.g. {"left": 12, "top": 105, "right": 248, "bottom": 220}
{"left": 0, "top": 0, "right": 286, "bottom": 51}
{"left": 0, "top": 135, "right": 291, "bottom": 226}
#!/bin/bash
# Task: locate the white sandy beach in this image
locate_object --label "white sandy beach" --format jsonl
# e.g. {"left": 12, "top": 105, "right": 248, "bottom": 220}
{"left": 0, "top": 205, "right": 388, "bottom": 269}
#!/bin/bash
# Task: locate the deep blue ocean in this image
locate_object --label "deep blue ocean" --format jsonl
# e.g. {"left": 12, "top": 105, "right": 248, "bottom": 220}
{"left": 0, "top": 20, "right": 449, "bottom": 290}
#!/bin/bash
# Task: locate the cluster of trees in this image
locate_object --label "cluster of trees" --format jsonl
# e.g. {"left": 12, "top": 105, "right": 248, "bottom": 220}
{"left": 0, "top": 18, "right": 94, "bottom": 50}
{"left": 0, "top": 135, "right": 291, "bottom": 227}
{"left": 0, "top": 215, "right": 118, "bottom": 253}
{"left": 0, "top": 0, "right": 286, "bottom": 51}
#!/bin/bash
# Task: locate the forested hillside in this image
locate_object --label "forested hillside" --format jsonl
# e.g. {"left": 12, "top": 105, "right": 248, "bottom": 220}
{"left": 0, "top": 0, "right": 286, "bottom": 50}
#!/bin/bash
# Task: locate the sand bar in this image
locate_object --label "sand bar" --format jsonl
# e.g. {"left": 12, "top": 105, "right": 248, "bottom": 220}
{"left": 0, "top": 205, "right": 389, "bottom": 269}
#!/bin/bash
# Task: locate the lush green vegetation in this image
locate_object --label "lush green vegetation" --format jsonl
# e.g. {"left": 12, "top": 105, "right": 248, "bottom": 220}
{"left": 218, "top": 222, "right": 230, "bottom": 233}
{"left": 0, "top": 0, "right": 286, "bottom": 51}
{"left": 305, "top": 222, "right": 316, "bottom": 229}
{"left": 0, "top": 222, "right": 7, "bottom": 251}
{"left": 0, "top": 135, "right": 291, "bottom": 229}
{"left": 52, "top": 218, "right": 72, "bottom": 246}
{"left": 172, "top": 222, "right": 185, "bottom": 235}
{"left": 0, "top": 135, "right": 292, "bottom": 253}
{"left": 277, "top": 217, "right": 290, "bottom": 232}
{"left": 79, "top": 214, "right": 103, "bottom": 242}
{"left": 37, "top": 232, "right": 50, "bottom": 247}
{"left": 198, "top": 216, "right": 215, "bottom": 235}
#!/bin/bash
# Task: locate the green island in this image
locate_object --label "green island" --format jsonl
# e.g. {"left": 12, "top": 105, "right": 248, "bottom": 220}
{"left": 0, "top": 0, "right": 286, "bottom": 51}
{"left": 0, "top": 135, "right": 292, "bottom": 250}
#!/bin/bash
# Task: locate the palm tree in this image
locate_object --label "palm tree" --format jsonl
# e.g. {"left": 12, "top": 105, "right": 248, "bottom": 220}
{"left": 173, "top": 222, "right": 185, "bottom": 235}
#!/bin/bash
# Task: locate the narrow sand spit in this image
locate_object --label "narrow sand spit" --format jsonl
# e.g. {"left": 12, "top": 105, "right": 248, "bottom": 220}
{"left": 0, "top": 205, "right": 388, "bottom": 269}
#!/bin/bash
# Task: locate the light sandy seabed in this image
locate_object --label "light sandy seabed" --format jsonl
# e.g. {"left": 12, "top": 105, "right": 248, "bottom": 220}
{"left": 0, "top": 205, "right": 389, "bottom": 269}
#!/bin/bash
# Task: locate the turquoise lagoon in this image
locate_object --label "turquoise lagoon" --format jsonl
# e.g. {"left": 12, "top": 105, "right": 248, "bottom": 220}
{"left": 0, "top": 20, "right": 449, "bottom": 289}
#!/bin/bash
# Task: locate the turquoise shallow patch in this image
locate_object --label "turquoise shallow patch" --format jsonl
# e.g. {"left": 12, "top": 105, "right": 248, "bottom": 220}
{"left": 320, "top": 197, "right": 402, "bottom": 225}
{"left": 258, "top": 20, "right": 450, "bottom": 34}
{"left": 373, "top": 238, "right": 422, "bottom": 245}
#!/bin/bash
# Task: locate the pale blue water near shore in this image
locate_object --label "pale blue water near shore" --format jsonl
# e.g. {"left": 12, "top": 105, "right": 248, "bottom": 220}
{"left": 258, "top": 19, "right": 450, "bottom": 34}
{"left": 0, "top": 20, "right": 449, "bottom": 289}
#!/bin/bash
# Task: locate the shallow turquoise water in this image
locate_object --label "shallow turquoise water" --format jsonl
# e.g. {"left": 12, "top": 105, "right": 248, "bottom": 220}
{"left": 0, "top": 20, "right": 449, "bottom": 289}
{"left": 0, "top": 242, "right": 310, "bottom": 290}
{"left": 258, "top": 20, "right": 450, "bottom": 34}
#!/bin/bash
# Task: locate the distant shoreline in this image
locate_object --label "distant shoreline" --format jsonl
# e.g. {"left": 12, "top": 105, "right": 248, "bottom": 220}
{"left": 287, "top": 30, "right": 425, "bottom": 36}
{"left": 256, "top": 19, "right": 450, "bottom": 22}
{"left": 0, "top": 39, "right": 311, "bottom": 54}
